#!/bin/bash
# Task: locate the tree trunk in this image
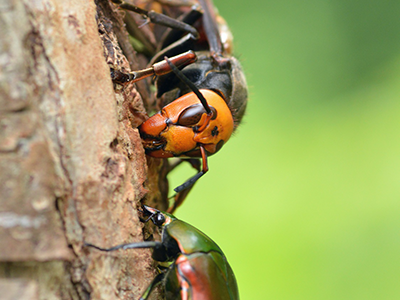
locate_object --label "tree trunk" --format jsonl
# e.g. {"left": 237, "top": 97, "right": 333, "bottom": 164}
{"left": 0, "top": 0, "right": 167, "bottom": 299}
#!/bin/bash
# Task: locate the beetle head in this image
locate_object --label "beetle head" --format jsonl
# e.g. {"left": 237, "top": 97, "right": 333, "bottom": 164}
{"left": 142, "top": 205, "right": 175, "bottom": 227}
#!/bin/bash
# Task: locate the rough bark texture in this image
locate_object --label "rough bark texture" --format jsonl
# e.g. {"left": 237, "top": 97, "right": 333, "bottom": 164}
{"left": 0, "top": 0, "right": 167, "bottom": 299}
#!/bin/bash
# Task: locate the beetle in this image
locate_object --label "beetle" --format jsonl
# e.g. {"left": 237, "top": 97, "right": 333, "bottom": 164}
{"left": 86, "top": 205, "right": 239, "bottom": 300}
{"left": 110, "top": 0, "right": 248, "bottom": 211}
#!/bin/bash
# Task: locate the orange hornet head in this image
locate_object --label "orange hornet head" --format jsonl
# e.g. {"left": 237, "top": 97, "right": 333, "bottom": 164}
{"left": 139, "top": 89, "right": 234, "bottom": 158}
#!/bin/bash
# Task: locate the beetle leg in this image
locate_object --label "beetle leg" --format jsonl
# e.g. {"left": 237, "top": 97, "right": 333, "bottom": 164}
{"left": 155, "top": 0, "right": 197, "bottom": 6}
{"left": 179, "top": 279, "right": 191, "bottom": 300}
{"left": 168, "top": 186, "right": 192, "bottom": 214}
{"left": 153, "top": 51, "right": 197, "bottom": 76}
{"left": 198, "top": 0, "right": 223, "bottom": 55}
{"left": 167, "top": 158, "right": 201, "bottom": 213}
{"left": 111, "top": 51, "right": 197, "bottom": 84}
{"left": 173, "top": 145, "right": 208, "bottom": 193}
{"left": 149, "top": 32, "right": 197, "bottom": 65}
{"left": 139, "top": 272, "right": 165, "bottom": 300}
{"left": 85, "top": 241, "right": 161, "bottom": 252}
{"left": 111, "top": 0, "right": 199, "bottom": 37}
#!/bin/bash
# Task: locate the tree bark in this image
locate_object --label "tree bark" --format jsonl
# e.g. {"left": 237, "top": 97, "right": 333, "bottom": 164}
{"left": 0, "top": 0, "right": 166, "bottom": 299}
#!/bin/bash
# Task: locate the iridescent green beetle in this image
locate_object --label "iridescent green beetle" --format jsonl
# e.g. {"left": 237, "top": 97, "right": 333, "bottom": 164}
{"left": 86, "top": 205, "right": 239, "bottom": 300}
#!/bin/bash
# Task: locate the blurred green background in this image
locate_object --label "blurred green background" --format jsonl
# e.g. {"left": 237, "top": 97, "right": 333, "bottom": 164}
{"left": 170, "top": 0, "right": 400, "bottom": 299}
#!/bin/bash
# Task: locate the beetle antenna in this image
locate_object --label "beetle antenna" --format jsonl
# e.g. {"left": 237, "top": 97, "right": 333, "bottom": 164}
{"left": 164, "top": 56, "right": 212, "bottom": 115}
